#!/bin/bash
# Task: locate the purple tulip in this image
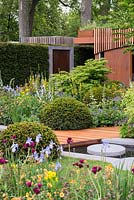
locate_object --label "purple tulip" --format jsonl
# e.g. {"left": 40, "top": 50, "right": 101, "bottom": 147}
{"left": 26, "top": 181, "right": 32, "bottom": 187}
{"left": 11, "top": 135, "right": 16, "bottom": 140}
{"left": 67, "top": 137, "right": 73, "bottom": 144}
{"left": 2, "top": 139, "right": 8, "bottom": 144}
{"left": 0, "top": 158, "right": 8, "bottom": 164}
{"left": 92, "top": 166, "right": 102, "bottom": 174}
{"left": 33, "top": 187, "right": 41, "bottom": 194}
{"left": 37, "top": 183, "right": 43, "bottom": 188}
{"left": 29, "top": 141, "right": 35, "bottom": 148}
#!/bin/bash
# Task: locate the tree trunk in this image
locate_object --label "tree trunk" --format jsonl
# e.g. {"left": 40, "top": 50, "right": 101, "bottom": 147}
{"left": 81, "top": 0, "right": 92, "bottom": 27}
{"left": 19, "top": 0, "right": 39, "bottom": 42}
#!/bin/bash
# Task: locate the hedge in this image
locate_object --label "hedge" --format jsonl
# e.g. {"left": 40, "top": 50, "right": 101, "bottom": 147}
{"left": 0, "top": 43, "right": 94, "bottom": 86}
{"left": 74, "top": 45, "right": 94, "bottom": 67}
{"left": 0, "top": 43, "right": 49, "bottom": 86}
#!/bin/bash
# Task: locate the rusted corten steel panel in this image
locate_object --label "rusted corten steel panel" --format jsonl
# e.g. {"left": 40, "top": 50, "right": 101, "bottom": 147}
{"left": 73, "top": 29, "right": 94, "bottom": 44}
{"left": 73, "top": 37, "right": 94, "bottom": 44}
{"left": 94, "top": 28, "right": 134, "bottom": 54}
{"left": 95, "top": 48, "right": 131, "bottom": 85}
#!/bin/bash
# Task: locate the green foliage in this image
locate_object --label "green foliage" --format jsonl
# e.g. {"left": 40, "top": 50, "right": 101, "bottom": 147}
{"left": 84, "top": 81, "right": 125, "bottom": 104}
{"left": 63, "top": 9, "right": 81, "bottom": 37}
{"left": 120, "top": 124, "right": 134, "bottom": 138}
{"left": 85, "top": 81, "right": 125, "bottom": 127}
{"left": 120, "top": 84, "right": 134, "bottom": 138}
{"left": 0, "top": 43, "right": 49, "bottom": 86}
{"left": 89, "top": 98, "right": 125, "bottom": 127}
{"left": 71, "top": 59, "right": 110, "bottom": 84}
{"left": 121, "top": 84, "right": 134, "bottom": 124}
{"left": 10, "top": 95, "right": 42, "bottom": 123}
{"left": 33, "top": 0, "right": 65, "bottom": 36}
{"left": 0, "top": 156, "right": 134, "bottom": 199}
{"left": 39, "top": 97, "right": 93, "bottom": 130}
{"left": 0, "top": 90, "right": 12, "bottom": 125}
{"left": 0, "top": 0, "right": 18, "bottom": 41}
{"left": 0, "top": 122, "right": 60, "bottom": 159}
{"left": 49, "top": 59, "right": 111, "bottom": 101}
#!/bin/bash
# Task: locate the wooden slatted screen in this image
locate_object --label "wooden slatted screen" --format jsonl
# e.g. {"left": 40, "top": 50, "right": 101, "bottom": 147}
{"left": 22, "top": 36, "right": 73, "bottom": 45}
{"left": 94, "top": 28, "right": 134, "bottom": 54}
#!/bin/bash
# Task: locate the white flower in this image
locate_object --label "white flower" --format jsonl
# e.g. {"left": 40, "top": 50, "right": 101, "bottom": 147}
{"left": 35, "top": 134, "right": 42, "bottom": 143}
{"left": 26, "top": 137, "right": 33, "bottom": 144}
{"left": 49, "top": 140, "right": 55, "bottom": 149}
{"left": 57, "top": 145, "right": 63, "bottom": 153}
{"left": 11, "top": 143, "right": 19, "bottom": 153}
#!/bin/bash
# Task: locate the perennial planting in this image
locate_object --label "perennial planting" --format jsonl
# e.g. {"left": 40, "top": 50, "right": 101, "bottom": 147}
{"left": 0, "top": 59, "right": 134, "bottom": 199}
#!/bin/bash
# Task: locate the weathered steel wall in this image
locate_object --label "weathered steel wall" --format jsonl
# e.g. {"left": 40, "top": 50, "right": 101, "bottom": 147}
{"left": 95, "top": 48, "right": 131, "bottom": 85}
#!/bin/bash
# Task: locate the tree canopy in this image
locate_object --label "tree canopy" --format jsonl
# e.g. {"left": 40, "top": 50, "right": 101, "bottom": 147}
{"left": 0, "top": 0, "right": 134, "bottom": 42}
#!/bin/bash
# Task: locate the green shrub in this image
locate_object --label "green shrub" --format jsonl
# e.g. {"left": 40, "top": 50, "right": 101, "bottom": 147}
{"left": 0, "top": 43, "right": 49, "bottom": 86}
{"left": 39, "top": 97, "right": 93, "bottom": 130}
{"left": 10, "top": 95, "right": 42, "bottom": 123}
{"left": 89, "top": 98, "right": 125, "bottom": 127}
{"left": 119, "top": 84, "right": 134, "bottom": 138}
{"left": 49, "top": 59, "right": 111, "bottom": 102}
{"left": 0, "top": 122, "right": 60, "bottom": 159}
{"left": 120, "top": 124, "right": 134, "bottom": 138}
{"left": 0, "top": 89, "right": 13, "bottom": 125}
{"left": 83, "top": 83, "right": 125, "bottom": 104}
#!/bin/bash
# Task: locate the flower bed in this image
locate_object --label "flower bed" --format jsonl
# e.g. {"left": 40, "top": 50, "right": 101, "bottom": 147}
{"left": 0, "top": 157, "right": 134, "bottom": 200}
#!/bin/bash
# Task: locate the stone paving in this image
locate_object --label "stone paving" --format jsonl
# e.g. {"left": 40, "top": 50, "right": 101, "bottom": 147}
{"left": 102, "top": 138, "right": 134, "bottom": 152}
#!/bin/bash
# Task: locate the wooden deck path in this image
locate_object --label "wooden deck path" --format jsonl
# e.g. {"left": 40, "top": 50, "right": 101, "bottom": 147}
{"left": 54, "top": 127, "right": 120, "bottom": 147}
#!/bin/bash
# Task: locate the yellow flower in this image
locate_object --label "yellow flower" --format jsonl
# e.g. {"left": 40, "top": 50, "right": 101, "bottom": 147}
{"left": 20, "top": 173, "right": 26, "bottom": 180}
{"left": 47, "top": 192, "right": 52, "bottom": 198}
{"left": 107, "top": 179, "right": 112, "bottom": 185}
{"left": 47, "top": 182, "right": 53, "bottom": 188}
{"left": 59, "top": 192, "right": 64, "bottom": 198}
{"left": 11, "top": 197, "right": 22, "bottom": 200}
{"left": 76, "top": 169, "right": 80, "bottom": 174}
{"left": 69, "top": 179, "right": 76, "bottom": 184}
{"left": 37, "top": 174, "right": 43, "bottom": 182}
{"left": 105, "top": 164, "right": 113, "bottom": 172}
{"left": 25, "top": 192, "right": 34, "bottom": 200}
{"left": 44, "top": 170, "right": 57, "bottom": 181}
{"left": 2, "top": 193, "right": 8, "bottom": 200}
{"left": 11, "top": 164, "right": 17, "bottom": 169}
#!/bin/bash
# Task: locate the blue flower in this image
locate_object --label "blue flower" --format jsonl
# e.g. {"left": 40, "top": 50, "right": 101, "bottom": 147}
{"left": 33, "top": 151, "right": 39, "bottom": 161}
{"left": 39, "top": 152, "right": 45, "bottom": 163}
{"left": 44, "top": 146, "right": 51, "bottom": 156}
{"left": 55, "top": 161, "right": 62, "bottom": 171}
{"left": 35, "top": 134, "right": 42, "bottom": 143}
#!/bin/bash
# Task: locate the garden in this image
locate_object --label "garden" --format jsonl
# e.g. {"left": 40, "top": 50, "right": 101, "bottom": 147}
{"left": 0, "top": 58, "right": 134, "bottom": 200}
